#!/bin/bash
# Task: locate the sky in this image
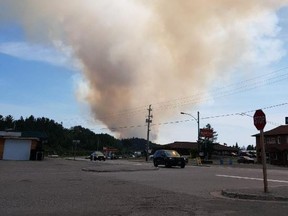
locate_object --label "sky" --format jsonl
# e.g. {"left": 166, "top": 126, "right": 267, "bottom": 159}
{"left": 1, "top": 0, "right": 288, "bottom": 148}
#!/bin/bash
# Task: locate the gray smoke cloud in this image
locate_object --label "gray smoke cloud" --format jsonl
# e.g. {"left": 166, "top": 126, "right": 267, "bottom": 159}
{"left": 0, "top": 0, "right": 287, "bottom": 140}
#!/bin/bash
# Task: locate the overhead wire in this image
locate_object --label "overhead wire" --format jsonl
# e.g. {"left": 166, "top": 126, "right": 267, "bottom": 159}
{"left": 62, "top": 66, "right": 288, "bottom": 127}
{"left": 152, "top": 67, "right": 288, "bottom": 111}
{"left": 98, "top": 102, "right": 288, "bottom": 131}
{"left": 102, "top": 65, "right": 288, "bottom": 118}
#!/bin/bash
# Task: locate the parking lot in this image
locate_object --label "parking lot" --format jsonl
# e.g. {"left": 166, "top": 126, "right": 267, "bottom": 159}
{"left": 1, "top": 158, "right": 288, "bottom": 216}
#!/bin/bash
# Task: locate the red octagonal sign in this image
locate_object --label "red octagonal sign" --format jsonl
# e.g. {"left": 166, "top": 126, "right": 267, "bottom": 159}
{"left": 253, "top": 109, "right": 266, "bottom": 130}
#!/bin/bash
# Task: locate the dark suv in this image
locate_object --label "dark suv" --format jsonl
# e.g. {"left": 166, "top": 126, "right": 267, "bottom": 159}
{"left": 153, "top": 149, "right": 186, "bottom": 168}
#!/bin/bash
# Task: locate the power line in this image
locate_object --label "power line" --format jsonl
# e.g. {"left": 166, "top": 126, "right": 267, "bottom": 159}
{"left": 237, "top": 113, "right": 280, "bottom": 127}
{"left": 152, "top": 67, "right": 288, "bottom": 111}
{"left": 59, "top": 66, "right": 288, "bottom": 126}
{"left": 98, "top": 102, "right": 288, "bottom": 131}
{"left": 201, "top": 103, "right": 288, "bottom": 120}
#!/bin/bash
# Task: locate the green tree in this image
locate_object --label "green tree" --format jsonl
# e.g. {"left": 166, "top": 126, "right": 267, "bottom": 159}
{"left": 0, "top": 115, "right": 5, "bottom": 130}
{"left": 4, "top": 115, "right": 14, "bottom": 130}
{"left": 247, "top": 145, "right": 255, "bottom": 150}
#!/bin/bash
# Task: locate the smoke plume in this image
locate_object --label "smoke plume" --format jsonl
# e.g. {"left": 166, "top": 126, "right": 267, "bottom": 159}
{"left": 0, "top": 0, "right": 287, "bottom": 140}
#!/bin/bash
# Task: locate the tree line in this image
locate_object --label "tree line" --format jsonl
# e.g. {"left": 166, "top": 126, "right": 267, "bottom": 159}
{"left": 0, "top": 114, "right": 156, "bottom": 156}
{"left": 1, "top": 114, "right": 250, "bottom": 157}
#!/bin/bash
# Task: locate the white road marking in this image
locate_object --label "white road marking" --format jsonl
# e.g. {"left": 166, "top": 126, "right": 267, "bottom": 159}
{"left": 216, "top": 174, "right": 288, "bottom": 184}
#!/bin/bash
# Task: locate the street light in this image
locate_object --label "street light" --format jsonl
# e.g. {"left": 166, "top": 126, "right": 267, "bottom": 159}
{"left": 180, "top": 111, "right": 200, "bottom": 142}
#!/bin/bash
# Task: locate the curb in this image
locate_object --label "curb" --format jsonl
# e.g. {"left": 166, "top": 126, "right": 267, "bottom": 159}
{"left": 221, "top": 189, "right": 288, "bottom": 202}
{"left": 82, "top": 166, "right": 159, "bottom": 173}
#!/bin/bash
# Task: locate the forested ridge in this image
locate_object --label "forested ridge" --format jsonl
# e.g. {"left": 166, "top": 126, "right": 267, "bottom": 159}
{"left": 0, "top": 114, "right": 158, "bottom": 156}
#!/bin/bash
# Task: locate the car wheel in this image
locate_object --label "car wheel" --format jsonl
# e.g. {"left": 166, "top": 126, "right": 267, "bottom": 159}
{"left": 180, "top": 163, "right": 185, "bottom": 168}
{"left": 153, "top": 161, "right": 158, "bottom": 167}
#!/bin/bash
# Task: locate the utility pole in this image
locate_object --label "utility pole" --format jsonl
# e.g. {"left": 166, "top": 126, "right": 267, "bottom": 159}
{"left": 146, "top": 105, "right": 153, "bottom": 161}
{"left": 197, "top": 111, "right": 200, "bottom": 156}
{"left": 197, "top": 111, "right": 200, "bottom": 142}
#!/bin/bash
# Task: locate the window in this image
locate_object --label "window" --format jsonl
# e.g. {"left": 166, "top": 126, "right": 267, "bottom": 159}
{"left": 277, "top": 136, "right": 281, "bottom": 144}
{"left": 266, "top": 137, "right": 276, "bottom": 144}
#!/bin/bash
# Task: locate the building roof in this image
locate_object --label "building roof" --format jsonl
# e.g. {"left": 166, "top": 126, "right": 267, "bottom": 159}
{"left": 0, "top": 130, "right": 46, "bottom": 141}
{"left": 0, "top": 131, "right": 21, "bottom": 137}
{"left": 1, "top": 136, "right": 39, "bottom": 141}
{"left": 163, "top": 142, "right": 198, "bottom": 150}
{"left": 252, "top": 125, "right": 288, "bottom": 137}
{"left": 162, "top": 141, "right": 238, "bottom": 152}
{"left": 213, "top": 143, "right": 238, "bottom": 151}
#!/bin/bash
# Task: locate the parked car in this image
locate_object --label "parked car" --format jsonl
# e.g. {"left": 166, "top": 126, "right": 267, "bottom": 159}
{"left": 153, "top": 149, "right": 186, "bottom": 168}
{"left": 90, "top": 151, "right": 106, "bottom": 161}
{"left": 109, "top": 154, "right": 118, "bottom": 160}
{"left": 237, "top": 156, "right": 254, "bottom": 164}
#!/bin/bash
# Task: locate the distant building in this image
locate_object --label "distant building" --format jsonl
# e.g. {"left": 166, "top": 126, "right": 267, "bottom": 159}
{"left": 0, "top": 131, "right": 45, "bottom": 161}
{"left": 103, "top": 146, "right": 118, "bottom": 158}
{"left": 253, "top": 125, "right": 288, "bottom": 166}
{"left": 155, "top": 141, "right": 238, "bottom": 156}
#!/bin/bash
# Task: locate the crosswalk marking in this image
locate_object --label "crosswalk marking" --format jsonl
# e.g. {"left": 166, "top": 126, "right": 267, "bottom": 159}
{"left": 216, "top": 174, "right": 288, "bottom": 184}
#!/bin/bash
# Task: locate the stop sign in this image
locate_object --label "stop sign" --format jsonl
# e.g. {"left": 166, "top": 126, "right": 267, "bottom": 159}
{"left": 253, "top": 109, "right": 266, "bottom": 130}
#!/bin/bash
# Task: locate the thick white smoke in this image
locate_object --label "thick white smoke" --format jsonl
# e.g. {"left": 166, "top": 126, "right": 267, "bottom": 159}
{"left": 0, "top": 0, "right": 287, "bottom": 139}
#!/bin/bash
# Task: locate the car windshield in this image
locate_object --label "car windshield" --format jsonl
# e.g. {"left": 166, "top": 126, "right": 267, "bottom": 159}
{"left": 165, "top": 150, "right": 180, "bottom": 157}
{"left": 94, "top": 151, "right": 104, "bottom": 156}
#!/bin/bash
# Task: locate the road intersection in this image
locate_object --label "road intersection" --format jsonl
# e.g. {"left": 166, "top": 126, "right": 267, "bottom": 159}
{"left": 1, "top": 158, "right": 288, "bottom": 215}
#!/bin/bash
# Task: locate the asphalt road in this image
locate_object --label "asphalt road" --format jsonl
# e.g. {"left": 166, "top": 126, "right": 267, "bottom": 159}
{"left": 0, "top": 158, "right": 288, "bottom": 216}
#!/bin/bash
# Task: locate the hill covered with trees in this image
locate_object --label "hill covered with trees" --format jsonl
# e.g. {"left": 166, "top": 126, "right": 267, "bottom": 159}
{"left": 0, "top": 114, "right": 158, "bottom": 156}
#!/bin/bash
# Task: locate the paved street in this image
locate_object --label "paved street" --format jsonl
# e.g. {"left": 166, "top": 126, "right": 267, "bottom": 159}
{"left": 0, "top": 158, "right": 288, "bottom": 215}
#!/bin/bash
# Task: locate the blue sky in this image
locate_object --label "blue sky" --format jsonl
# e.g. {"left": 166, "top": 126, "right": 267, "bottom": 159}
{"left": 1, "top": 1, "right": 288, "bottom": 148}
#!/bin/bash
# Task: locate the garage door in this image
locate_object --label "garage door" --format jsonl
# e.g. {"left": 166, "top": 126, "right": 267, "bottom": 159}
{"left": 3, "top": 139, "right": 31, "bottom": 160}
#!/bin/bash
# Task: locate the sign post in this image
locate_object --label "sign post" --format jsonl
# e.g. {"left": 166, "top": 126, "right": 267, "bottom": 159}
{"left": 200, "top": 128, "right": 213, "bottom": 160}
{"left": 253, "top": 109, "right": 268, "bottom": 193}
{"left": 72, "top": 140, "right": 80, "bottom": 161}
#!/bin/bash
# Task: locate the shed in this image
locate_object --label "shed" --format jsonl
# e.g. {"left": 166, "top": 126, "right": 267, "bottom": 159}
{"left": 0, "top": 131, "right": 43, "bottom": 161}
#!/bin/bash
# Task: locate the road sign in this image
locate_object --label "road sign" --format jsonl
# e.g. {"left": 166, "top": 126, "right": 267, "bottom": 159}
{"left": 200, "top": 128, "right": 213, "bottom": 138}
{"left": 253, "top": 109, "right": 266, "bottom": 130}
{"left": 253, "top": 109, "right": 268, "bottom": 193}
